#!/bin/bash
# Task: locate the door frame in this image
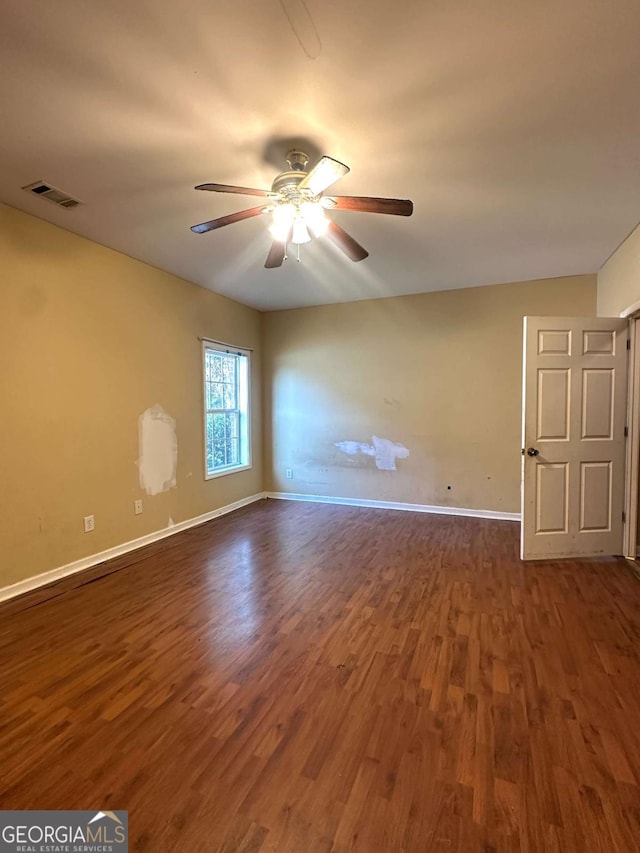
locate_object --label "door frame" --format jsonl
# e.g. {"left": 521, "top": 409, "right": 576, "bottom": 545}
{"left": 621, "top": 306, "right": 640, "bottom": 560}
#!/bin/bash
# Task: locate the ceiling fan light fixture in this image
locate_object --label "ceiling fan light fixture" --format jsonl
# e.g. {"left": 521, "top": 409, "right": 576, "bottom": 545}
{"left": 291, "top": 218, "right": 311, "bottom": 245}
{"left": 270, "top": 201, "right": 323, "bottom": 245}
{"left": 269, "top": 203, "right": 295, "bottom": 241}
{"left": 301, "top": 201, "right": 328, "bottom": 236}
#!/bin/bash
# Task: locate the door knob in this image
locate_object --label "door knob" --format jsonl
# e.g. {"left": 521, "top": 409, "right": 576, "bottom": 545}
{"left": 527, "top": 447, "right": 539, "bottom": 457}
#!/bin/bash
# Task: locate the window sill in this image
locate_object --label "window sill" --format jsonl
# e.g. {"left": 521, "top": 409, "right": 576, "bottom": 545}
{"left": 205, "top": 463, "right": 252, "bottom": 481}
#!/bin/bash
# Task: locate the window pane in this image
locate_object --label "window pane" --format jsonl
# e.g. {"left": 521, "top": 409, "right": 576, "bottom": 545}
{"left": 212, "top": 413, "right": 226, "bottom": 468}
{"left": 223, "top": 413, "right": 239, "bottom": 465}
{"left": 223, "top": 382, "right": 237, "bottom": 409}
{"left": 213, "top": 354, "right": 224, "bottom": 381}
{"left": 222, "top": 356, "right": 236, "bottom": 383}
{"left": 210, "top": 412, "right": 239, "bottom": 468}
{"left": 205, "top": 381, "right": 223, "bottom": 410}
{"left": 205, "top": 413, "right": 215, "bottom": 473}
{"left": 205, "top": 351, "right": 223, "bottom": 382}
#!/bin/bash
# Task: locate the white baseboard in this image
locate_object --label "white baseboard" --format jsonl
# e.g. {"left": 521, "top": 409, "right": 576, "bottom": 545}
{"left": 266, "top": 491, "right": 520, "bottom": 522}
{"left": 0, "top": 492, "right": 266, "bottom": 604}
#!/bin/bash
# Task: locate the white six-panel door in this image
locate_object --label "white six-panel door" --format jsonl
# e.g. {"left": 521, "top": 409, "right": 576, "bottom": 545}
{"left": 521, "top": 317, "right": 628, "bottom": 560}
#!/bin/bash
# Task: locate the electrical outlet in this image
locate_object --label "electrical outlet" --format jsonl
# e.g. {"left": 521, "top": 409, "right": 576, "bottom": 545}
{"left": 286, "top": 468, "right": 293, "bottom": 479}
{"left": 83, "top": 515, "right": 95, "bottom": 533}
{"left": 134, "top": 499, "right": 143, "bottom": 515}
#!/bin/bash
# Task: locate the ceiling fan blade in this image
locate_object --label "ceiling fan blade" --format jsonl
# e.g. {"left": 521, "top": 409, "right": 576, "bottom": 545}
{"left": 265, "top": 243, "right": 284, "bottom": 268}
{"left": 297, "top": 156, "right": 350, "bottom": 195}
{"left": 195, "top": 183, "right": 271, "bottom": 197}
{"left": 191, "top": 206, "right": 267, "bottom": 234}
{"left": 325, "top": 220, "right": 369, "bottom": 262}
{"left": 330, "top": 196, "right": 413, "bottom": 216}
{"left": 264, "top": 233, "right": 290, "bottom": 269}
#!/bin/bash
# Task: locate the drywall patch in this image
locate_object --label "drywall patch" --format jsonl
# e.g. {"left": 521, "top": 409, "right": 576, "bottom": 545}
{"left": 335, "top": 435, "right": 409, "bottom": 471}
{"left": 138, "top": 405, "right": 177, "bottom": 495}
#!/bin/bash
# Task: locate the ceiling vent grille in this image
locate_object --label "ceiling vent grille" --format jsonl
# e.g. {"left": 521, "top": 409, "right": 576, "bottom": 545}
{"left": 22, "top": 180, "right": 82, "bottom": 209}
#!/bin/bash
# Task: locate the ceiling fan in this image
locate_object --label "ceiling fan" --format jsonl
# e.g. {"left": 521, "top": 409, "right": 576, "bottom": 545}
{"left": 190, "top": 150, "right": 413, "bottom": 268}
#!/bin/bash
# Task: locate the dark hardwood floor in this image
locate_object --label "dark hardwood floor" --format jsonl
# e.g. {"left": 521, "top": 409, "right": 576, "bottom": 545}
{"left": 1, "top": 499, "right": 640, "bottom": 852}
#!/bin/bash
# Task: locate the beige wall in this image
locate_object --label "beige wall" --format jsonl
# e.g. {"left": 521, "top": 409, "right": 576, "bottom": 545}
{"left": 0, "top": 203, "right": 262, "bottom": 588}
{"left": 262, "top": 275, "right": 596, "bottom": 514}
{"left": 597, "top": 221, "right": 640, "bottom": 317}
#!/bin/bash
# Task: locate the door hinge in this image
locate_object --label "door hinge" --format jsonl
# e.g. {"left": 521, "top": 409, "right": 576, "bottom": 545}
{"left": 622, "top": 511, "right": 626, "bottom": 523}
{"left": 625, "top": 426, "right": 629, "bottom": 437}
{"left": 628, "top": 338, "right": 631, "bottom": 350}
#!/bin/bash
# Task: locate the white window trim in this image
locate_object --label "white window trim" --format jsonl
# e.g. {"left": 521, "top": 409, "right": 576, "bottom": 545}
{"left": 202, "top": 341, "right": 252, "bottom": 480}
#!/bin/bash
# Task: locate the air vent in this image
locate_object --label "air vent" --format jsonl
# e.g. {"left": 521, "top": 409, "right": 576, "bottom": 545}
{"left": 22, "top": 180, "right": 82, "bottom": 210}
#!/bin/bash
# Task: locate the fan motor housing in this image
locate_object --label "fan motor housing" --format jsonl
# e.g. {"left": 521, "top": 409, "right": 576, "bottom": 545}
{"left": 271, "top": 170, "right": 309, "bottom": 197}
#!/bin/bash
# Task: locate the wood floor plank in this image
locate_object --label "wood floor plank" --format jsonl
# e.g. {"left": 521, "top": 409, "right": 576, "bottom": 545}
{"left": 1, "top": 500, "right": 640, "bottom": 851}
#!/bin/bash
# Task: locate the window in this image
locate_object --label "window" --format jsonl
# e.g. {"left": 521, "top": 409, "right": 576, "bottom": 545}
{"left": 203, "top": 342, "right": 251, "bottom": 478}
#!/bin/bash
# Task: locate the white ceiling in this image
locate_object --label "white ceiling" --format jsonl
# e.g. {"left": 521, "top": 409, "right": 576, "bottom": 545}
{"left": 2, "top": 0, "right": 640, "bottom": 311}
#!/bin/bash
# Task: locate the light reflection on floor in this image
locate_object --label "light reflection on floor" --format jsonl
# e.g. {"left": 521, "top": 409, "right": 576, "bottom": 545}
{"left": 202, "top": 533, "right": 262, "bottom": 647}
